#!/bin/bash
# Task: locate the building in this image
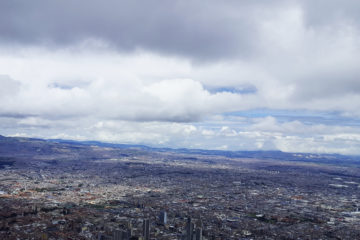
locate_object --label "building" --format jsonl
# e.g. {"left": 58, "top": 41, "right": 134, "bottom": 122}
{"left": 185, "top": 217, "right": 194, "bottom": 240}
{"left": 159, "top": 211, "right": 167, "bottom": 225}
{"left": 142, "top": 219, "right": 150, "bottom": 240}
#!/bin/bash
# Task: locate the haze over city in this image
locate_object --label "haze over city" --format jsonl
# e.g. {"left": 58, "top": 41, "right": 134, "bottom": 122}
{"left": 1, "top": 1, "right": 360, "bottom": 154}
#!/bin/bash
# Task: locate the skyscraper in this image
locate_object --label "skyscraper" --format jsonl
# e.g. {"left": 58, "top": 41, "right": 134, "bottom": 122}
{"left": 185, "top": 217, "right": 194, "bottom": 240}
{"left": 195, "top": 227, "right": 203, "bottom": 240}
{"left": 143, "top": 219, "right": 150, "bottom": 240}
{"left": 113, "top": 230, "right": 122, "bottom": 240}
{"left": 159, "top": 211, "right": 167, "bottom": 225}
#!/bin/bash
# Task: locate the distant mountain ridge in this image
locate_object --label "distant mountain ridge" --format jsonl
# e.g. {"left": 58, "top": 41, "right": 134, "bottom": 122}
{"left": 1, "top": 134, "right": 359, "bottom": 167}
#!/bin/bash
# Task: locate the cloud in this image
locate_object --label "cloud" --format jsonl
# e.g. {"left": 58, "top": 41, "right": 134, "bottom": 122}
{"left": 1, "top": 1, "right": 360, "bottom": 155}
{"left": 0, "top": 75, "right": 20, "bottom": 98}
{"left": 0, "top": 48, "right": 247, "bottom": 122}
{"left": 1, "top": 1, "right": 359, "bottom": 62}
{"left": 2, "top": 112, "right": 360, "bottom": 155}
{"left": 301, "top": 0, "right": 360, "bottom": 28}
{"left": 0, "top": 0, "right": 263, "bottom": 61}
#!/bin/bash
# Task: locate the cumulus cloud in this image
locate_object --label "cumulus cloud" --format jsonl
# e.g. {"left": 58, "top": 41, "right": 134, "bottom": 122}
{"left": 0, "top": 48, "right": 245, "bottom": 121}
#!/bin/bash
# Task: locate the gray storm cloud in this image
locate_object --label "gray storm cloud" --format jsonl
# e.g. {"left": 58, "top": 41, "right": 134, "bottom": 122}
{"left": 1, "top": 1, "right": 360, "bottom": 61}
{"left": 1, "top": 1, "right": 359, "bottom": 61}
{"left": 0, "top": 0, "right": 260, "bottom": 60}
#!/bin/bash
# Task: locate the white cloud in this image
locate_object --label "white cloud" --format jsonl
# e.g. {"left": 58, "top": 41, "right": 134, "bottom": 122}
{"left": 0, "top": 47, "right": 249, "bottom": 121}
{"left": 2, "top": 113, "right": 360, "bottom": 155}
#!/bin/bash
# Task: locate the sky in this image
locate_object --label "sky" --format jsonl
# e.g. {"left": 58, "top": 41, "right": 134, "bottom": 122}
{"left": 1, "top": 0, "right": 360, "bottom": 155}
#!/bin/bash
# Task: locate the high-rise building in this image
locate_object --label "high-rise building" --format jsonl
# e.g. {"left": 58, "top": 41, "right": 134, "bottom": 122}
{"left": 31, "top": 205, "right": 38, "bottom": 214}
{"left": 185, "top": 217, "right": 194, "bottom": 240}
{"left": 195, "top": 227, "right": 203, "bottom": 240}
{"left": 159, "top": 211, "right": 167, "bottom": 225}
{"left": 113, "top": 230, "right": 122, "bottom": 240}
{"left": 143, "top": 219, "right": 150, "bottom": 240}
{"left": 97, "top": 232, "right": 103, "bottom": 240}
{"left": 112, "top": 229, "right": 130, "bottom": 240}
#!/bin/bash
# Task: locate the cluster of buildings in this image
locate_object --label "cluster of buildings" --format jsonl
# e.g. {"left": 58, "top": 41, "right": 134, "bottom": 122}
{"left": 0, "top": 144, "right": 360, "bottom": 239}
